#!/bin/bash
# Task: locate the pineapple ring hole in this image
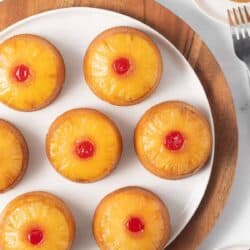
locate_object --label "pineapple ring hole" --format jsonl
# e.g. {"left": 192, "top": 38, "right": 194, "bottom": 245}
{"left": 112, "top": 57, "right": 131, "bottom": 75}
{"left": 164, "top": 131, "right": 185, "bottom": 151}
{"left": 75, "top": 140, "right": 95, "bottom": 159}
{"left": 27, "top": 228, "right": 44, "bottom": 245}
{"left": 126, "top": 217, "right": 145, "bottom": 233}
{"left": 13, "top": 64, "right": 30, "bottom": 82}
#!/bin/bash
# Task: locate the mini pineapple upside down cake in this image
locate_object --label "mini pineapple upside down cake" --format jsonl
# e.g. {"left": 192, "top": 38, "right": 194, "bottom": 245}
{"left": 46, "top": 108, "right": 122, "bottom": 182}
{"left": 0, "top": 34, "right": 65, "bottom": 111}
{"left": 0, "top": 192, "right": 75, "bottom": 250}
{"left": 0, "top": 119, "right": 28, "bottom": 193}
{"left": 134, "top": 101, "right": 212, "bottom": 179}
{"left": 93, "top": 187, "right": 171, "bottom": 250}
{"left": 84, "top": 26, "right": 163, "bottom": 106}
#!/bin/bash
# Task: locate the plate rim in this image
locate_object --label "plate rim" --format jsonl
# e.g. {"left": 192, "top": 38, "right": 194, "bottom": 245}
{"left": 193, "top": 0, "right": 250, "bottom": 24}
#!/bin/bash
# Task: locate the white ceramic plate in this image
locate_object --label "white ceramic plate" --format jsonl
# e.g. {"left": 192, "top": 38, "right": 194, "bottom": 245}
{"left": 194, "top": 0, "right": 250, "bottom": 23}
{"left": 0, "top": 7, "right": 215, "bottom": 249}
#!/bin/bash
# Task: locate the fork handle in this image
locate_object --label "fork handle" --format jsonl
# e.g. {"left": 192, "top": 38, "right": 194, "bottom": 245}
{"left": 243, "top": 59, "right": 250, "bottom": 79}
{"left": 245, "top": 63, "right": 250, "bottom": 79}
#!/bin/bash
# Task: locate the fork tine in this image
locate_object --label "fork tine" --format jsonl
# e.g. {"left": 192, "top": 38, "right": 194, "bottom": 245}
{"left": 228, "top": 7, "right": 250, "bottom": 67}
{"left": 228, "top": 9, "right": 240, "bottom": 39}
{"left": 228, "top": 9, "right": 240, "bottom": 40}
{"left": 243, "top": 6, "right": 250, "bottom": 38}
{"left": 238, "top": 7, "right": 246, "bottom": 24}
{"left": 233, "top": 8, "right": 246, "bottom": 38}
{"left": 244, "top": 6, "right": 250, "bottom": 23}
{"left": 227, "top": 9, "right": 234, "bottom": 26}
{"left": 233, "top": 8, "right": 240, "bottom": 25}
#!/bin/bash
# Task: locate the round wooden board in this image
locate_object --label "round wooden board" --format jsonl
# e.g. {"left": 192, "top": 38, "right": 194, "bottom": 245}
{"left": 0, "top": 0, "right": 238, "bottom": 249}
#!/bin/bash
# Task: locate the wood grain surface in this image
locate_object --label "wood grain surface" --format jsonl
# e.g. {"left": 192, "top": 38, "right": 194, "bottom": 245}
{"left": 0, "top": 0, "right": 238, "bottom": 249}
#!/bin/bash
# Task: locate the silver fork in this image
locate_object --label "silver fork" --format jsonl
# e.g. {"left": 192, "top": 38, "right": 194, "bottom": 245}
{"left": 228, "top": 6, "right": 250, "bottom": 74}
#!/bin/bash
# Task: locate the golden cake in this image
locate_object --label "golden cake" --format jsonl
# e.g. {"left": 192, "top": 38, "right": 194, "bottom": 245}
{"left": 0, "top": 191, "right": 75, "bottom": 250}
{"left": 0, "top": 119, "right": 28, "bottom": 192}
{"left": 0, "top": 34, "right": 65, "bottom": 111}
{"left": 93, "top": 186, "right": 170, "bottom": 250}
{"left": 84, "top": 26, "right": 162, "bottom": 105}
{"left": 46, "top": 108, "right": 122, "bottom": 182}
{"left": 134, "top": 101, "right": 212, "bottom": 179}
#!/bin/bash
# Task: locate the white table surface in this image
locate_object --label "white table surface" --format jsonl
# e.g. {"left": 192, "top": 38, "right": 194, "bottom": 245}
{"left": 156, "top": 1, "right": 250, "bottom": 249}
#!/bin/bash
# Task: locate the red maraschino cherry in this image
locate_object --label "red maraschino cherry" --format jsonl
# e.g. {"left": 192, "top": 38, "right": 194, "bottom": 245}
{"left": 13, "top": 64, "right": 30, "bottom": 82}
{"left": 126, "top": 217, "right": 145, "bottom": 233}
{"left": 27, "top": 229, "right": 44, "bottom": 245}
{"left": 164, "top": 131, "right": 185, "bottom": 151}
{"left": 113, "top": 57, "right": 130, "bottom": 75}
{"left": 75, "top": 140, "right": 95, "bottom": 159}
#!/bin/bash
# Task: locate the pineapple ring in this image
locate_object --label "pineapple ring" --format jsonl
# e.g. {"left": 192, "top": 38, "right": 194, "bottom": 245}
{"left": 0, "top": 119, "right": 28, "bottom": 192}
{"left": 46, "top": 108, "right": 122, "bottom": 182}
{"left": 134, "top": 101, "right": 212, "bottom": 179}
{"left": 0, "top": 192, "right": 75, "bottom": 250}
{"left": 93, "top": 187, "right": 170, "bottom": 250}
{"left": 84, "top": 27, "right": 162, "bottom": 106}
{"left": 0, "top": 34, "right": 65, "bottom": 111}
